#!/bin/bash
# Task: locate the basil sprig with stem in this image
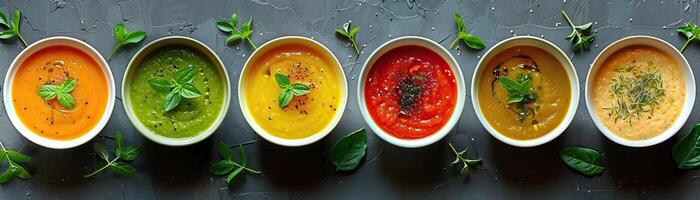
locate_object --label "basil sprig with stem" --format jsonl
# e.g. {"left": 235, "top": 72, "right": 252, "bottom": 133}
{"left": 147, "top": 65, "right": 202, "bottom": 112}
{"left": 677, "top": 23, "right": 700, "bottom": 52}
{"left": 84, "top": 131, "right": 140, "bottom": 177}
{"left": 330, "top": 128, "right": 367, "bottom": 171}
{"left": 216, "top": 13, "right": 257, "bottom": 49}
{"left": 672, "top": 123, "right": 700, "bottom": 169}
{"left": 210, "top": 141, "right": 261, "bottom": 183}
{"left": 450, "top": 13, "right": 485, "bottom": 50}
{"left": 274, "top": 72, "right": 310, "bottom": 108}
{"left": 497, "top": 74, "right": 537, "bottom": 122}
{"left": 561, "top": 10, "right": 594, "bottom": 51}
{"left": 108, "top": 23, "right": 146, "bottom": 60}
{"left": 559, "top": 147, "right": 604, "bottom": 176}
{"left": 0, "top": 10, "right": 28, "bottom": 46}
{"left": 448, "top": 143, "right": 481, "bottom": 176}
{"left": 335, "top": 21, "right": 361, "bottom": 54}
{"left": 0, "top": 140, "right": 31, "bottom": 183}
{"left": 37, "top": 78, "right": 78, "bottom": 108}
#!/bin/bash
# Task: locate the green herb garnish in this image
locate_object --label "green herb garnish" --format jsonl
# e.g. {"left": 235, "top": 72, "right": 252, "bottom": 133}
{"left": 330, "top": 128, "right": 367, "bottom": 171}
{"left": 561, "top": 10, "right": 594, "bottom": 51}
{"left": 210, "top": 141, "right": 261, "bottom": 183}
{"left": 274, "top": 72, "right": 310, "bottom": 108}
{"left": 497, "top": 74, "right": 537, "bottom": 122}
{"left": 147, "top": 65, "right": 202, "bottom": 112}
{"left": 84, "top": 131, "right": 139, "bottom": 177}
{"left": 108, "top": 23, "right": 146, "bottom": 60}
{"left": 560, "top": 147, "right": 604, "bottom": 176}
{"left": 0, "top": 140, "right": 31, "bottom": 183}
{"left": 216, "top": 13, "right": 257, "bottom": 49}
{"left": 37, "top": 78, "right": 77, "bottom": 108}
{"left": 335, "top": 22, "right": 361, "bottom": 55}
{"left": 603, "top": 63, "right": 665, "bottom": 125}
{"left": 448, "top": 143, "right": 481, "bottom": 176}
{"left": 672, "top": 123, "right": 700, "bottom": 169}
{"left": 398, "top": 75, "right": 425, "bottom": 114}
{"left": 450, "top": 13, "right": 485, "bottom": 50}
{"left": 677, "top": 23, "right": 700, "bottom": 52}
{"left": 0, "top": 10, "right": 28, "bottom": 46}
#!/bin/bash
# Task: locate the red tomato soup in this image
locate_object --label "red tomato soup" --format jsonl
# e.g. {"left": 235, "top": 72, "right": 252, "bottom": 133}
{"left": 364, "top": 45, "right": 457, "bottom": 139}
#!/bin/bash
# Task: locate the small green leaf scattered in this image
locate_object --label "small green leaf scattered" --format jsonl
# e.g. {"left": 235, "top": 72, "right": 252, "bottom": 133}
{"left": 216, "top": 13, "right": 257, "bottom": 49}
{"left": 677, "top": 23, "right": 700, "bottom": 52}
{"left": 561, "top": 10, "right": 594, "bottom": 51}
{"left": 450, "top": 13, "right": 485, "bottom": 50}
{"left": 335, "top": 21, "right": 361, "bottom": 54}
{"left": 0, "top": 10, "right": 28, "bottom": 46}
{"left": 84, "top": 131, "right": 140, "bottom": 178}
{"left": 37, "top": 78, "right": 78, "bottom": 108}
{"left": 210, "top": 141, "right": 261, "bottom": 184}
{"left": 330, "top": 128, "right": 368, "bottom": 171}
{"left": 109, "top": 23, "right": 146, "bottom": 60}
{"left": 147, "top": 65, "right": 202, "bottom": 112}
{"left": 274, "top": 72, "right": 310, "bottom": 108}
{"left": 672, "top": 123, "right": 700, "bottom": 169}
{"left": 447, "top": 143, "right": 481, "bottom": 176}
{"left": 560, "top": 147, "right": 604, "bottom": 176}
{"left": 497, "top": 74, "right": 538, "bottom": 123}
{"left": 0, "top": 140, "right": 32, "bottom": 184}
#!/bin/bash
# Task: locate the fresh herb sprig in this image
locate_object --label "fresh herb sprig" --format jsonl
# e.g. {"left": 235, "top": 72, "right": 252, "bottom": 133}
{"left": 109, "top": 23, "right": 146, "bottom": 60}
{"left": 37, "top": 78, "right": 77, "bottom": 108}
{"left": 335, "top": 22, "right": 361, "bottom": 54}
{"left": 603, "top": 63, "right": 665, "bottom": 125}
{"left": 330, "top": 128, "right": 367, "bottom": 171}
{"left": 448, "top": 143, "right": 481, "bottom": 176}
{"left": 450, "top": 13, "right": 485, "bottom": 50}
{"left": 216, "top": 13, "right": 257, "bottom": 49}
{"left": 672, "top": 123, "right": 700, "bottom": 169}
{"left": 560, "top": 147, "right": 604, "bottom": 176}
{"left": 0, "top": 10, "right": 28, "bottom": 46}
{"left": 274, "top": 72, "right": 310, "bottom": 108}
{"left": 0, "top": 140, "right": 31, "bottom": 183}
{"left": 677, "top": 23, "right": 700, "bottom": 52}
{"left": 147, "top": 65, "right": 202, "bottom": 112}
{"left": 84, "top": 131, "right": 139, "bottom": 177}
{"left": 498, "top": 74, "right": 537, "bottom": 122}
{"left": 561, "top": 10, "right": 594, "bottom": 51}
{"left": 210, "top": 141, "right": 261, "bottom": 183}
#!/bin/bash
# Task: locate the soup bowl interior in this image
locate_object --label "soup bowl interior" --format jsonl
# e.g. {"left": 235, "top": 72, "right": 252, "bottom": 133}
{"left": 3, "top": 36, "right": 115, "bottom": 149}
{"left": 585, "top": 35, "right": 696, "bottom": 147}
{"left": 122, "top": 36, "right": 231, "bottom": 146}
{"left": 471, "top": 36, "right": 579, "bottom": 147}
{"left": 358, "top": 36, "right": 466, "bottom": 148}
{"left": 238, "top": 36, "right": 348, "bottom": 147}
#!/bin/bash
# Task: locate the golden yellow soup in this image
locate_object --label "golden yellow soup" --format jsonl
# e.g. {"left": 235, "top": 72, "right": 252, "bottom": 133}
{"left": 477, "top": 46, "right": 571, "bottom": 140}
{"left": 591, "top": 45, "right": 684, "bottom": 140}
{"left": 243, "top": 43, "right": 342, "bottom": 139}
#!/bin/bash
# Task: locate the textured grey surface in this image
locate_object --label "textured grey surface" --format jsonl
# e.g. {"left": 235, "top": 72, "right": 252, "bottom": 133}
{"left": 0, "top": 0, "right": 699, "bottom": 199}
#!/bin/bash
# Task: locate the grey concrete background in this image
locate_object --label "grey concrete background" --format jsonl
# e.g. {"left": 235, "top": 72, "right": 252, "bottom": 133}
{"left": 0, "top": 0, "right": 699, "bottom": 199}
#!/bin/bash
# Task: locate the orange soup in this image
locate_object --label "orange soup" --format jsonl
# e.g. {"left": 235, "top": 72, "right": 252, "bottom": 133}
{"left": 12, "top": 46, "right": 108, "bottom": 140}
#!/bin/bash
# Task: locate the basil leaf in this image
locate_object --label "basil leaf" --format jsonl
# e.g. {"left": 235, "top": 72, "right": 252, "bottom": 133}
{"left": 57, "top": 92, "right": 75, "bottom": 108}
{"left": 560, "top": 147, "right": 604, "bottom": 176}
{"left": 37, "top": 84, "right": 58, "bottom": 100}
{"left": 210, "top": 160, "right": 235, "bottom": 175}
{"left": 349, "top": 26, "right": 360, "bottom": 38}
{"left": 330, "top": 128, "right": 368, "bottom": 171}
{"left": 672, "top": 124, "right": 700, "bottom": 169}
{"left": 94, "top": 143, "right": 109, "bottom": 161}
{"left": 147, "top": 77, "right": 173, "bottom": 93}
{"left": 289, "top": 83, "right": 310, "bottom": 96}
{"left": 216, "top": 21, "right": 234, "bottom": 33}
{"left": 459, "top": 32, "right": 485, "bottom": 50}
{"left": 217, "top": 141, "right": 233, "bottom": 160}
{"left": 173, "top": 66, "right": 197, "bottom": 84}
{"left": 497, "top": 77, "right": 522, "bottom": 94}
{"left": 274, "top": 73, "right": 290, "bottom": 88}
{"left": 12, "top": 10, "right": 20, "bottom": 31}
{"left": 163, "top": 88, "right": 182, "bottom": 112}
{"left": 342, "top": 22, "right": 351, "bottom": 33}
{"left": 230, "top": 13, "right": 238, "bottom": 27}
{"left": 120, "top": 145, "right": 139, "bottom": 161}
{"left": 59, "top": 78, "right": 77, "bottom": 94}
{"left": 0, "top": 30, "right": 15, "bottom": 39}
{"left": 678, "top": 23, "right": 697, "bottom": 38}
{"left": 226, "top": 34, "right": 243, "bottom": 43}
{"left": 114, "top": 23, "right": 127, "bottom": 41}
{"left": 14, "top": 166, "right": 30, "bottom": 179}
{"left": 179, "top": 83, "right": 202, "bottom": 98}
{"left": 454, "top": 13, "right": 465, "bottom": 32}
{"left": 123, "top": 31, "right": 146, "bottom": 45}
{"left": 0, "top": 168, "right": 16, "bottom": 183}
{"left": 0, "top": 150, "right": 5, "bottom": 162}
{"left": 109, "top": 162, "right": 137, "bottom": 176}
{"left": 238, "top": 145, "right": 247, "bottom": 166}
{"left": 241, "top": 17, "right": 253, "bottom": 32}
{"left": 239, "top": 30, "right": 253, "bottom": 38}
{"left": 459, "top": 165, "right": 469, "bottom": 176}
{"left": 225, "top": 167, "right": 244, "bottom": 183}
{"left": 114, "top": 131, "right": 123, "bottom": 158}
{"left": 335, "top": 29, "right": 349, "bottom": 37}
{"left": 0, "top": 12, "right": 9, "bottom": 28}
{"left": 278, "top": 89, "right": 293, "bottom": 108}
{"left": 5, "top": 150, "right": 30, "bottom": 164}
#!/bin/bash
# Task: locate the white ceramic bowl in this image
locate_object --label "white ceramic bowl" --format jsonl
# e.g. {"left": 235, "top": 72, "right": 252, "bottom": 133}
{"left": 3, "top": 36, "right": 115, "bottom": 149}
{"left": 239, "top": 36, "right": 348, "bottom": 147}
{"left": 471, "top": 36, "right": 579, "bottom": 147}
{"left": 585, "top": 35, "right": 696, "bottom": 147}
{"left": 357, "top": 36, "right": 466, "bottom": 148}
{"left": 122, "top": 36, "right": 231, "bottom": 146}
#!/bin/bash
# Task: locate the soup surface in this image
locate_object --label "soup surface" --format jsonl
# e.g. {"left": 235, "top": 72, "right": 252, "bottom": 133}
{"left": 244, "top": 43, "right": 342, "bottom": 139}
{"left": 591, "top": 45, "right": 684, "bottom": 140}
{"left": 477, "top": 46, "right": 571, "bottom": 140}
{"left": 12, "top": 45, "right": 108, "bottom": 140}
{"left": 129, "top": 46, "right": 225, "bottom": 138}
{"left": 364, "top": 45, "right": 457, "bottom": 139}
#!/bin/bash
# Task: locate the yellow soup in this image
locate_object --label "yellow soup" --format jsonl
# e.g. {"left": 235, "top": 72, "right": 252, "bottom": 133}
{"left": 243, "top": 43, "right": 342, "bottom": 139}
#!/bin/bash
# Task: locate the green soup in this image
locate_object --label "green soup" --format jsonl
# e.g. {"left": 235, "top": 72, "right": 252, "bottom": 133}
{"left": 129, "top": 46, "right": 224, "bottom": 138}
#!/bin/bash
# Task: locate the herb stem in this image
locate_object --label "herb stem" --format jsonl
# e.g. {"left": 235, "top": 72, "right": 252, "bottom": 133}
{"left": 17, "top": 33, "right": 28, "bottom": 47}
{"left": 680, "top": 36, "right": 694, "bottom": 52}
{"left": 84, "top": 157, "right": 118, "bottom": 178}
{"left": 450, "top": 38, "right": 459, "bottom": 49}
{"left": 561, "top": 10, "right": 575, "bottom": 28}
{"left": 246, "top": 38, "right": 257, "bottom": 49}
{"left": 107, "top": 46, "right": 119, "bottom": 61}
{"left": 351, "top": 40, "right": 360, "bottom": 55}
{"left": 448, "top": 142, "right": 464, "bottom": 161}
{"left": 231, "top": 161, "right": 261, "bottom": 174}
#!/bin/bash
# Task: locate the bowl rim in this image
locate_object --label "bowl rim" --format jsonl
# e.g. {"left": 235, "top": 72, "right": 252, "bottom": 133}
{"left": 121, "top": 36, "right": 231, "bottom": 146}
{"left": 584, "top": 35, "right": 696, "bottom": 147}
{"left": 2, "top": 36, "right": 116, "bottom": 149}
{"left": 357, "top": 36, "right": 466, "bottom": 148}
{"left": 238, "top": 35, "right": 348, "bottom": 147}
{"left": 470, "top": 36, "right": 580, "bottom": 147}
